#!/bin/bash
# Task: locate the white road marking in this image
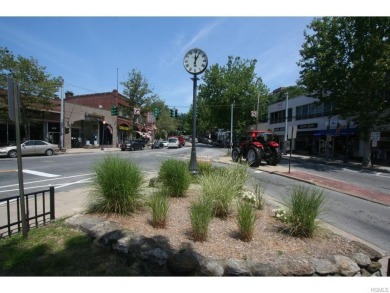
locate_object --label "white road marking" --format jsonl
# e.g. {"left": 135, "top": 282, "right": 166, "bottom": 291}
{"left": 254, "top": 170, "right": 263, "bottom": 173}
{"left": 23, "top": 169, "right": 60, "bottom": 178}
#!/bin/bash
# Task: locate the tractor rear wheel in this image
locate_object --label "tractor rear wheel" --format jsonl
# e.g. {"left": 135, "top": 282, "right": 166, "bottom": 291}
{"left": 246, "top": 146, "right": 262, "bottom": 167}
{"left": 270, "top": 148, "right": 282, "bottom": 165}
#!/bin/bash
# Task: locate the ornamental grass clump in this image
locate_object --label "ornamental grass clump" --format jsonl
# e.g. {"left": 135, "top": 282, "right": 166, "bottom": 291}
{"left": 88, "top": 155, "right": 144, "bottom": 214}
{"left": 252, "top": 178, "right": 268, "bottom": 210}
{"left": 149, "top": 188, "right": 170, "bottom": 229}
{"left": 190, "top": 198, "right": 213, "bottom": 242}
{"left": 199, "top": 164, "right": 247, "bottom": 218}
{"left": 158, "top": 159, "right": 191, "bottom": 197}
{"left": 236, "top": 200, "right": 257, "bottom": 242}
{"left": 284, "top": 185, "right": 326, "bottom": 238}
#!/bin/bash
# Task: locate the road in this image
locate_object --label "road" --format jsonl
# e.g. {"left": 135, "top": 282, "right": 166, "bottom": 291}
{"left": 0, "top": 144, "right": 389, "bottom": 254}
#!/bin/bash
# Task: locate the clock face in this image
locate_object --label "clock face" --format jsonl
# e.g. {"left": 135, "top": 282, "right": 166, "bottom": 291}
{"left": 183, "top": 48, "right": 208, "bottom": 75}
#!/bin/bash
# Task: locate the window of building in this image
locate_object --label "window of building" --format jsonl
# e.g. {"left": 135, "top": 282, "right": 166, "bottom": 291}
{"left": 270, "top": 108, "right": 292, "bottom": 124}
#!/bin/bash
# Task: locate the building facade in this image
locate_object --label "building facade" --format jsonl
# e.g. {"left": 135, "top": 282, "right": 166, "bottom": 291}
{"left": 263, "top": 95, "right": 389, "bottom": 165}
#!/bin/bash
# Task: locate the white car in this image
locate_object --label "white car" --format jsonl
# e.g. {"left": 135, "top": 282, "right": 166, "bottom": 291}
{"left": 161, "top": 141, "right": 168, "bottom": 147}
{"left": 0, "top": 140, "right": 60, "bottom": 158}
{"left": 167, "top": 137, "right": 180, "bottom": 149}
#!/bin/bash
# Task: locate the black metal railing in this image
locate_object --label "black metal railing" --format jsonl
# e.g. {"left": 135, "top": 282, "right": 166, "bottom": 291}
{"left": 0, "top": 187, "right": 55, "bottom": 238}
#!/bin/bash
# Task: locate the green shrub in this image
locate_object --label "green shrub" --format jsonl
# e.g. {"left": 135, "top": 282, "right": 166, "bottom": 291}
{"left": 190, "top": 198, "right": 213, "bottom": 242}
{"left": 87, "top": 155, "right": 144, "bottom": 214}
{"left": 199, "top": 164, "right": 247, "bottom": 218}
{"left": 149, "top": 188, "right": 170, "bottom": 229}
{"left": 159, "top": 159, "right": 191, "bottom": 197}
{"left": 284, "top": 185, "right": 326, "bottom": 238}
{"left": 236, "top": 200, "right": 257, "bottom": 242}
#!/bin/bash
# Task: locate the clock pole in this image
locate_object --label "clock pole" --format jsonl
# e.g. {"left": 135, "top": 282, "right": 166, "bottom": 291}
{"left": 189, "top": 74, "right": 199, "bottom": 174}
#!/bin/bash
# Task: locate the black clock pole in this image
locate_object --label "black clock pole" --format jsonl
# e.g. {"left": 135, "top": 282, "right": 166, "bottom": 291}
{"left": 189, "top": 74, "right": 199, "bottom": 174}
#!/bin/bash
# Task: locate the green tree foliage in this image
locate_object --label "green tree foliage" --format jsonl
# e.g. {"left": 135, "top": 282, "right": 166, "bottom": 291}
{"left": 196, "top": 56, "right": 270, "bottom": 136}
{"left": 120, "top": 68, "right": 155, "bottom": 108}
{"left": 0, "top": 47, "right": 63, "bottom": 136}
{"left": 298, "top": 17, "right": 390, "bottom": 166}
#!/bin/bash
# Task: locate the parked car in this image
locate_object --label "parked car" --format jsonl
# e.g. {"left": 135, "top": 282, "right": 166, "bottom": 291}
{"left": 0, "top": 140, "right": 60, "bottom": 158}
{"left": 120, "top": 140, "right": 144, "bottom": 151}
{"left": 161, "top": 141, "right": 168, "bottom": 147}
{"left": 151, "top": 140, "right": 164, "bottom": 149}
{"left": 167, "top": 137, "right": 181, "bottom": 149}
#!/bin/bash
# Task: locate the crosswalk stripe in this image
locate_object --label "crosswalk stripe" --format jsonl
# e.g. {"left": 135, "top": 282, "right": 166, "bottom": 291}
{"left": 23, "top": 169, "right": 60, "bottom": 178}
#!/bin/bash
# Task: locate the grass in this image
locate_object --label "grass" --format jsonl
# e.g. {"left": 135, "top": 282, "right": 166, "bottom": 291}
{"left": 149, "top": 188, "right": 170, "bottom": 228}
{"left": 190, "top": 198, "right": 213, "bottom": 242}
{"left": 87, "top": 155, "right": 145, "bottom": 214}
{"left": 236, "top": 200, "right": 257, "bottom": 242}
{"left": 198, "top": 164, "right": 248, "bottom": 218}
{"left": 284, "top": 185, "right": 326, "bottom": 238}
{"left": 158, "top": 159, "right": 192, "bottom": 197}
{"left": 0, "top": 220, "right": 138, "bottom": 276}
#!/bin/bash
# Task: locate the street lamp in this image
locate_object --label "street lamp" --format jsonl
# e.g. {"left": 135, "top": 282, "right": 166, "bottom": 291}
{"left": 101, "top": 120, "right": 106, "bottom": 150}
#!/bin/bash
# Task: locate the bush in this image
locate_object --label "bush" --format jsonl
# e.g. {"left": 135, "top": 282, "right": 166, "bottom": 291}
{"left": 284, "top": 185, "right": 326, "bottom": 238}
{"left": 149, "top": 188, "right": 170, "bottom": 229}
{"left": 190, "top": 198, "right": 213, "bottom": 242}
{"left": 236, "top": 200, "right": 257, "bottom": 242}
{"left": 87, "top": 155, "right": 144, "bottom": 214}
{"left": 199, "top": 164, "right": 248, "bottom": 218}
{"left": 159, "top": 159, "right": 191, "bottom": 197}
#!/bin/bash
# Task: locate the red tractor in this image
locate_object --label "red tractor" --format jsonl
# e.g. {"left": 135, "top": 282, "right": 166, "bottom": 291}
{"left": 231, "top": 130, "right": 282, "bottom": 167}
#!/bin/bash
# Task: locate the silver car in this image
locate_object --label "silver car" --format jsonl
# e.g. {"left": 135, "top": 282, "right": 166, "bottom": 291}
{"left": 0, "top": 140, "right": 60, "bottom": 158}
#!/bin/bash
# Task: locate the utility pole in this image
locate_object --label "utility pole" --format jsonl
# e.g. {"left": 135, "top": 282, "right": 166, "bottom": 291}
{"left": 230, "top": 102, "right": 234, "bottom": 155}
{"left": 283, "top": 92, "right": 289, "bottom": 155}
{"left": 60, "top": 78, "right": 64, "bottom": 150}
{"left": 256, "top": 93, "right": 259, "bottom": 131}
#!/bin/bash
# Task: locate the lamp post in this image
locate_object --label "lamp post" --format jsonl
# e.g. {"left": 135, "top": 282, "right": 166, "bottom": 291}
{"left": 183, "top": 48, "right": 208, "bottom": 175}
{"left": 101, "top": 120, "right": 106, "bottom": 150}
{"left": 189, "top": 75, "right": 199, "bottom": 174}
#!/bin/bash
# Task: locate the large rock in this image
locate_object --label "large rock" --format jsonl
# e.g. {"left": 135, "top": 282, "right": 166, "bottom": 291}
{"left": 224, "top": 259, "right": 251, "bottom": 276}
{"left": 278, "top": 259, "right": 315, "bottom": 276}
{"left": 167, "top": 249, "right": 199, "bottom": 276}
{"left": 330, "top": 255, "right": 360, "bottom": 276}
{"left": 251, "top": 262, "right": 282, "bottom": 276}
{"left": 351, "top": 252, "right": 371, "bottom": 267}
{"left": 198, "top": 259, "right": 224, "bottom": 276}
{"left": 309, "top": 257, "right": 337, "bottom": 275}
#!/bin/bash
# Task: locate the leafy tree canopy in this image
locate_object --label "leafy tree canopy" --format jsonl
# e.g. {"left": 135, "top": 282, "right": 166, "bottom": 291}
{"left": 120, "top": 68, "right": 157, "bottom": 109}
{"left": 196, "top": 56, "right": 270, "bottom": 136}
{"left": 0, "top": 47, "right": 63, "bottom": 134}
{"left": 297, "top": 17, "right": 390, "bottom": 165}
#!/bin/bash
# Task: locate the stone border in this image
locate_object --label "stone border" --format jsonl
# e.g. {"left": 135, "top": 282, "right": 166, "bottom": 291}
{"left": 64, "top": 214, "right": 383, "bottom": 276}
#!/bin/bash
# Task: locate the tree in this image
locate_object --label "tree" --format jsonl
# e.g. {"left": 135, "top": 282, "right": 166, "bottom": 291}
{"left": 120, "top": 68, "right": 155, "bottom": 108}
{"left": 0, "top": 47, "right": 63, "bottom": 138}
{"left": 298, "top": 17, "right": 390, "bottom": 167}
{"left": 197, "top": 56, "right": 269, "bottom": 137}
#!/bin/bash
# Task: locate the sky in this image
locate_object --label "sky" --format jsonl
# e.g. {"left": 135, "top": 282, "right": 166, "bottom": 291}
{"left": 1, "top": 1, "right": 380, "bottom": 115}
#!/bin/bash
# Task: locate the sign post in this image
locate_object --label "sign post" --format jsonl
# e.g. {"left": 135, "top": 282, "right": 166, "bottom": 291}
{"left": 8, "top": 77, "right": 28, "bottom": 238}
{"left": 287, "top": 126, "right": 297, "bottom": 173}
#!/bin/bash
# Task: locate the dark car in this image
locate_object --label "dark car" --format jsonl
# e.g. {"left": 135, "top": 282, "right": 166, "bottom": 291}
{"left": 151, "top": 140, "right": 164, "bottom": 149}
{"left": 120, "top": 140, "right": 144, "bottom": 151}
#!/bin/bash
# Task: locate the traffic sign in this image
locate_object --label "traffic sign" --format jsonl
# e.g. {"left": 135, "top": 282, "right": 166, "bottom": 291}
{"left": 251, "top": 111, "right": 257, "bottom": 117}
{"left": 134, "top": 108, "right": 140, "bottom": 115}
{"left": 370, "top": 132, "right": 380, "bottom": 141}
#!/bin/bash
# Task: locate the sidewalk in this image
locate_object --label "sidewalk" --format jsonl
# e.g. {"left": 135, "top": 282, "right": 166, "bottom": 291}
{"left": 215, "top": 154, "right": 390, "bottom": 206}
